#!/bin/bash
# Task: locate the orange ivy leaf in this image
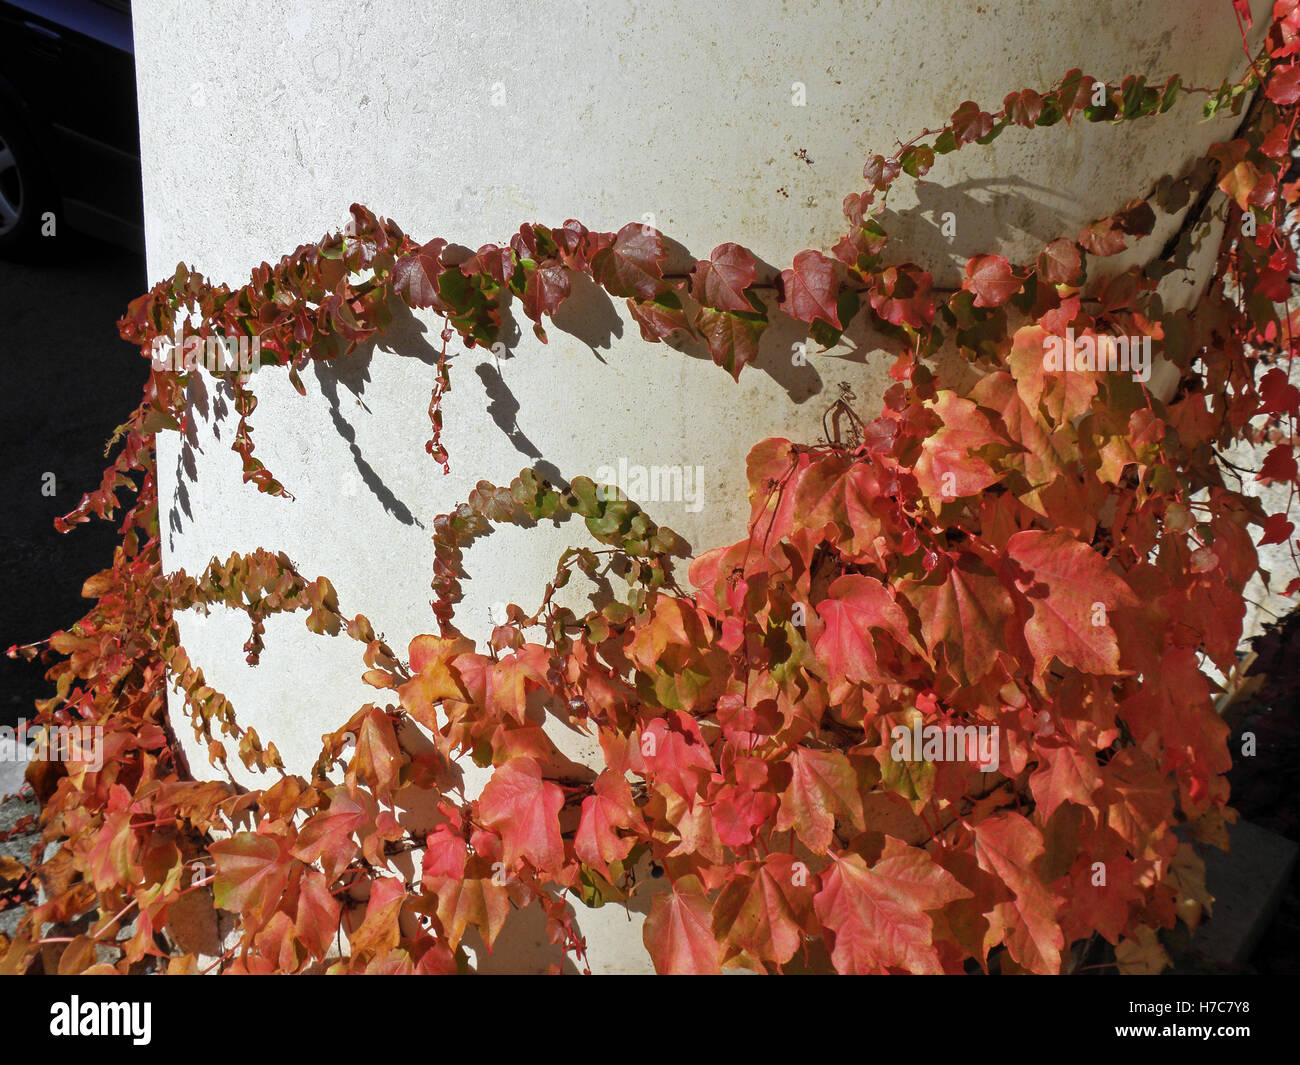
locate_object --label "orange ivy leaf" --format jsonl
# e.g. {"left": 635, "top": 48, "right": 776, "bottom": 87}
{"left": 211, "top": 829, "right": 293, "bottom": 925}
{"left": 87, "top": 785, "right": 137, "bottom": 892}
{"left": 643, "top": 875, "right": 723, "bottom": 974}
{"left": 343, "top": 705, "right": 402, "bottom": 802}
{"left": 711, "top": 853, "right": 816, "bottom": 967}
{"left": 914, "top": 391, "right": 1003, "bottom": 504}
{"left": 973, "top": 812, "right": 1064, "bottom": 974}
{"left": 775, "top": 746, "right": 865, "bottom": 853}
{"left": 1029, "top": 741, "right": 1103, "bottom": 824}
{"left": 423, "top": 873, "right": 511, "bottom": 951}
{"left": 478, "top": 757, "right": 566, "bottom": 873}
{"left": 813, "top": 838, "right": 971, "bottom": 974}
{"left": 348, "top": 876, "right": 405, "bottom": 961}
{"left": 905, "top": 552, "right": 1014, "bottom": 686}
{"left": 1005, "top": 530, "right": 1137, "bottom": 677}
{"left": 813, "top": 574, "right": 914, "bottom": 685}
{"left": 292, "top": 788, "right": 367, "bottom": 883}
{"left": 575, "top": 772, "right": 640, "bottom": 878}
{"left": 293, "top": 869, "right": 341, "bottom": 961}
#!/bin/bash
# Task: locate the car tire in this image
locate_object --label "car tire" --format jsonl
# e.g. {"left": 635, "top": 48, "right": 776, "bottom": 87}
{"left": 0, "top": 113, "right": 62, "bottom": 260}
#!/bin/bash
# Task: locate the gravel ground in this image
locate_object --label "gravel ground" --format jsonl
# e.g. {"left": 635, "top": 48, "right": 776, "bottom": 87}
{"left": 0, "top": 782, "right": 39, "bottom": 942}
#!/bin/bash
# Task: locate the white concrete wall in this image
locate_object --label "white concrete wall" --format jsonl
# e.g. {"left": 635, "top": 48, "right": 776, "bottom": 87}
{"left": 132, "top": 0, "right": 1270, "bottom": 972}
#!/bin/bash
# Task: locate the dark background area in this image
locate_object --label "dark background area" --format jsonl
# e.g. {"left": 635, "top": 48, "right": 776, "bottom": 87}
{"left": 0, "top": 234, "right": 147, "bottom": 726}
{"left": 1227, "top": 616, "right": 1300, "bottom": 974}
{"left": 0, "top": 0, "right": 145, "bottom": 728}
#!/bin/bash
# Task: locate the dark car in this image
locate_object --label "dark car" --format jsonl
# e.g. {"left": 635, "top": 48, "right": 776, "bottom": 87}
{"left": 0, "top": 0, "right": 142, "bottom": 256}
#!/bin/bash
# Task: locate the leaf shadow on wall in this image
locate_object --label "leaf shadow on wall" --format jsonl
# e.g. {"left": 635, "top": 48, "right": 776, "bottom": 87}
{"left": 167, "top": 371, "right": 207, "bottom": 549}
{"left": 168, "top": 303, "right": 449, "bottom": 538}
{"left": 473, "top": 360, "right": 564, "bottom": 487}
{"left": 312, "top": 307, "right": 444, "bottom": 529}
{"left": 550, "top": 271, "right": 623, "bottom": 358}
{"left": 882, "top": 173, "right": 1074, "bottom": 286}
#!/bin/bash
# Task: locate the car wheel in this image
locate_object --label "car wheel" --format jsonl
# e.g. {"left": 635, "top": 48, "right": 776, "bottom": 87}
{"left": 0, "top": 115, "right": 61, "bottom": 259}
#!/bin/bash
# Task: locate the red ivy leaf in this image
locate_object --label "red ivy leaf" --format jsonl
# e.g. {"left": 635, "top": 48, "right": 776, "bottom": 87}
{"left": 863, "top": 154, "right": 901, "bottom": 190}
{"left": 633, "top": 714, "right": 716, "bottom": 800}
{"left": 951, "top": 100, "right": 994, "bottom": 144}
{"left": 1037, "top": 238, "right": 1083, "bottom": 285}
{"left": 690, "top": 242, "right": 759, "bottom": 312}
{"left": 1274, "top": 0, "right": 1300, "bottom": 58}
{"left": 1077, "top": 217, "right": 1129, "bottom": 256}
{"left": 1260, "top": 367, "right": 1300, "bottom": 415}
{"left": 392, "top": 239, "right": 448, "bottom": 308}
{"left": 575, "top": 772, "right": 639, "bottom": 878}
{"left": 627, "top": 293, "right": 690, "bottom": 341}
{"left": 1260, "top": 512, "right": 1295, "bottom": 546}
{"left": 695, "top": 306, "right": 768, "bottom": 380}
{"left": 1267, "top": 62, "right": 1300, "bottom": 104}
{"left": 522, "top": 262, "right": 571, "bottom": 324}
{"left": 963, "top": 254, "right": 1023, "bottom": 308}
{"left": 463, "top": 243, "right": 513, "bottom": 285}
{"left": 1004, "top": 88, "right": 1043, "bottom": 127}
{"left": 780, "top": 250, "right": 842, "bottom": 328}
{"left": 421, "top": 823, "right": 468, "bottom": 881}
{"left": 869, "top": 264, "right": 936, "bottom": 329}
{"left": 591, "top": 223, "right": 666, "bottom": 299}
{"left": 1257, "top": 442, "right": 1298, "bottom": 485}
{"left": 711, "top": 760, "right": 780, "bottom": 849}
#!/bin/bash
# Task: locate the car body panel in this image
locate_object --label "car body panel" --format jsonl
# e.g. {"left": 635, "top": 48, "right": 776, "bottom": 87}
{"left": 0, "top": 0, "right": 142, "bottom": 248}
